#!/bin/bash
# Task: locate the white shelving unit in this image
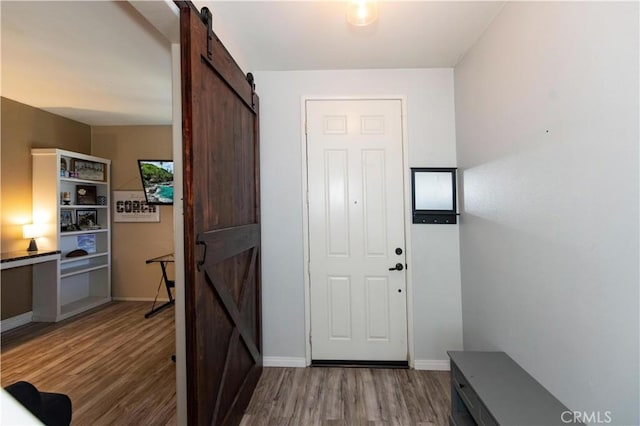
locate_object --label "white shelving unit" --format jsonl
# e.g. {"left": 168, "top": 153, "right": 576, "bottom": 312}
{"left": 32, "top": 148, "right": 111, "bottom": 321}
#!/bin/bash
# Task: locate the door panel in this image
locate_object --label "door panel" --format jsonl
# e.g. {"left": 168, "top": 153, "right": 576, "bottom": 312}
{"left": 325, "top": 150, "right": 350, "bottom": 256}
{"left": 362, "top": 149, "right": 387, "bottom": 256}
{"left": 307, "top": 99, "right": 407, "bottom": 361}
{"left": 365, "top": 276, "right": 390, "bottom": 340}
{"left": 180, "top": 4, "right": 261, "bottom": 425}
{"left": 329, "top": 276, "right": 352, "bottom": 339}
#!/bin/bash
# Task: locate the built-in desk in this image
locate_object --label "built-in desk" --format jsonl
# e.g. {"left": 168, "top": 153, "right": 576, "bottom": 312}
{"left": 1, "top": 250, "right": 61, "bottom": 330}
{"left": 1, "top": 250, "right": 60, "bottom": 269}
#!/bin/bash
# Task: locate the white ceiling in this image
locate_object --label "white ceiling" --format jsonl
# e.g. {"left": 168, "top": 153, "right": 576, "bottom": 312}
{"left": 211, "top": 1, "right": 504, "bottom": 71}
{"left": 0, "top": 1, "right": 504, "bottom": 126}
{"left": 1, "top": 1, "right": 173, "bottom": 126}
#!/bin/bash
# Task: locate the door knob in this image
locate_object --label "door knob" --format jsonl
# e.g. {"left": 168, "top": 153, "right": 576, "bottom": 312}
{"left": 389, "top": 263, "right": 404, "bottom": 271}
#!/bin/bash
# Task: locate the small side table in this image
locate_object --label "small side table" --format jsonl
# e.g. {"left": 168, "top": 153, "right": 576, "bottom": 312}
{"left": 144, "top": 253, "right": 174, "bottom": 318}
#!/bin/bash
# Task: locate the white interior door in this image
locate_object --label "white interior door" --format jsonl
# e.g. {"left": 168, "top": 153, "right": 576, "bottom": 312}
{"left": 306, "top": 99, "right": 407, "bottom": 361}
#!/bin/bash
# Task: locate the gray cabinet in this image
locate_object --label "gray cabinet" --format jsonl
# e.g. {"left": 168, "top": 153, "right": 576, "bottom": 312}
{"left": 448, "top": 351, "right": 581, "bottom": 426}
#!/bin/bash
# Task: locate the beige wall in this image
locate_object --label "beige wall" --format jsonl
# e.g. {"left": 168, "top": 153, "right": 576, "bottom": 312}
{"left": 1, "top": 97, "right": 91, "bottom": 319}
{"left": 91, "top": 126, "right": 174, "bottom": 300}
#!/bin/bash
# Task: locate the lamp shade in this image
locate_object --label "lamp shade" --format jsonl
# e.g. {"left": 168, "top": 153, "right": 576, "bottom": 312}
{"left": 23, "top": 224, "right": 43, "bottom": 252}
{"left": 22, "top": 223, "right": 45, "bottom": 238}
{"left": 22, "top": 224, "right": 44, "bottom": 239}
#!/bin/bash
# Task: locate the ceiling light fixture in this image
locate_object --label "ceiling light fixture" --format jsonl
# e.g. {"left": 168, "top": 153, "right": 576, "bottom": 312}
{"left": 346, "top": 0, "right": 379, "bottom": 27}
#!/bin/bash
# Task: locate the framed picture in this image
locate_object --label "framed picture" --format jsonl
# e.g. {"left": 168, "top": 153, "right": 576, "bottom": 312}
{"left": 60, "top": 209, "right": 73, "bottom": 231}
{"left": 76, "top": 209, "right": 98, "bottom": 228}
{"left": 76, "top": 234, "right": 96, "bottom": 253}
{"left": 113, "top": 191, "right": 160, "bottom": 222}
{"left": 71, "top": 159, "right": 105, "bottom": 181}
{"left": 76, "top": 185, "right": 97, "bottom": 205}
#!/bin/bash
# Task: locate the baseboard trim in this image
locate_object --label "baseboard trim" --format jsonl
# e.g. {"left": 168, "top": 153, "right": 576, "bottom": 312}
{"left": 414, "top": 359, "right": 450, "bottom": 371}
{"left": 112, "top": 297, "right": 170, "bottom": 302}
{"left": 1, "top": 311, "right": 33, "bottom": 332}
{"left": 311, "top": 359, "right": 408, "bottom": 369}
{"left": 262, "top": 357, "right": 448, "bottom": 370}
{"left": 263, "top": 356, "right": 307, "bottom": 368}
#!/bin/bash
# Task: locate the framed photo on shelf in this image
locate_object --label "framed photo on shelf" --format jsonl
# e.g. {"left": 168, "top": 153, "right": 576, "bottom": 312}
{"left": 60, "top": 209, "right": 73, "bottom": 231}
{"left": 60, "top": 158, "right": 68, "bottom": 177}
{"left": 76, "top": 209, "right": 99, "bottom": 229}
{"left": 71, "top": 159, "right": 105, "bottom": 181}
{"left": 76, "top": 234, "right": 96, "bottom": 253}
{"left": 76, "top": 185, "right": 97, "bottom": 205}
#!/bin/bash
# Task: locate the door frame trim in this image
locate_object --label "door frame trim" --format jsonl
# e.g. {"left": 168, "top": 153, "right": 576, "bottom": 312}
{"left": 300, "top": 96, "right": 415, "bottom": 367}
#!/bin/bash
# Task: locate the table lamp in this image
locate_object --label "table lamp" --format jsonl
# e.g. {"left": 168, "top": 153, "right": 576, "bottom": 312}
{"left": 23, "top": 224, "right": 41, "bottom": 252}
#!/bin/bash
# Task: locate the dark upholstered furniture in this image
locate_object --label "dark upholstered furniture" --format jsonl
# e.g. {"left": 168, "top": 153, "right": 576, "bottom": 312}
{"left": 5, "top": 381, "right": 72, "bottom": 426}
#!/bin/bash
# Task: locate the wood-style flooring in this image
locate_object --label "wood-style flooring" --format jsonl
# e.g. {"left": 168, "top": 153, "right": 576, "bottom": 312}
{"left": 241, "top": 367, "right": 451, "bottom": 426}
{"left": 1, "top": 301, "right": 176, "bottom": 425}
{"left": 2, "top": 301, "right": 451, "bottom": 425}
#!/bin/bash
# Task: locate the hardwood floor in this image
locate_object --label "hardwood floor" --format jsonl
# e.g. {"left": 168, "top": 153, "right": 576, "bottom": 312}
{"left": 1, "top": 301, "right": 176, "bottom": 425}
{"left": 2, "top": 302, "right": 451, "bottom": 425}
{"left": 240, "top": 367, "right": 451, "bottom": 426}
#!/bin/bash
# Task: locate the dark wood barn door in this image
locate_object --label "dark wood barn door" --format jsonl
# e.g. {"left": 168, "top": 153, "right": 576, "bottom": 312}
{"left": 179, "top": 3, "right": 262, "bottom": 425}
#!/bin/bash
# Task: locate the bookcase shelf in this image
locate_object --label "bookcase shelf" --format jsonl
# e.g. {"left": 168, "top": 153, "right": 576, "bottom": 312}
{"left": 32, "top": 148, "right": 112, "bottom": 321}
{"left": 60, "top": 296, "right": 111, "bottom": 320}
{"left": 60, "top": 252, "right": 108, "bottom": 265}
{"left": 60, "top": 177, "right": 107, "bottom": 186}
{"left": 60, "top": 205, "right": 108, "bottom": 210}
{"left": 61, "top": 261, "right": 108, "bottom": 278}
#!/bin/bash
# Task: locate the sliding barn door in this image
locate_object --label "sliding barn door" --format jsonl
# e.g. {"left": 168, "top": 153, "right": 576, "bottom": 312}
{"left": 180, "top": 4, "right": 262, "bottom": 425}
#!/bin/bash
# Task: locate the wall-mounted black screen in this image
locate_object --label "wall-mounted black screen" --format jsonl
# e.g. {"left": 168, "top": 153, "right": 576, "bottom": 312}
{"left": 411, "top": 167, "right": 458, "bottom": 224}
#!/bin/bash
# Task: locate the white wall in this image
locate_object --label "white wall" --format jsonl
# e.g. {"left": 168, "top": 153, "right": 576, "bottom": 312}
{"left": 455, "top": 2, "right": 639, "bottom": 425}
{"left": 254, "top": 69, "right": 463, "bottom": 364}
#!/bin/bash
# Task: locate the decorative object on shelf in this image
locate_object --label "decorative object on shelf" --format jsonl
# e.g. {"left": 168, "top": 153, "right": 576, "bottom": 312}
{"left": 60, "top": 210, "right": 73, "bottom": 231}
{"left": 76, "top": 209, "right": 98, "bottom": 229}
{"left": 61, "top": 191, "right": 71, "bottom": 205}
{"left": 60, "top": 158, "right": 68, "bottom": 177}
{"left": 65, "top": 249, "right": 88, "bottom": 258}
{"left": 113, "top": 191, "right": 160, "bottom": 222}
{"left": 62, "top": 224, "right": 80, "bottom": 232}
{"left": 71, "top": 159, "right": 105, "bottom": 181}
{"left": 76, "top": 234, "right": 96, "bottom": 254}
{"left": 97, "top": 195, "right": 107, "bottom": 205}
{"left": 75, "top": 185, "right": 97, "bottom": 205}
{"left": 23, "top": 224, "right": 42, "bottom": 252}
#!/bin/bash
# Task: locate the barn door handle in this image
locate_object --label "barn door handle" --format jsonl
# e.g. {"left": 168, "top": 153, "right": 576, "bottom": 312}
{"left": 389, "top": 263, "right": 404, "bottom": 271}
{"left": 196, "top": 241, "right": 207, "bottom": 271}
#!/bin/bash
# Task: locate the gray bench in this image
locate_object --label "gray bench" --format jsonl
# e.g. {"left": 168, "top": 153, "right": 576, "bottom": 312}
{"left": 448, "top": 351, "right": 582, "bottom": 426}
